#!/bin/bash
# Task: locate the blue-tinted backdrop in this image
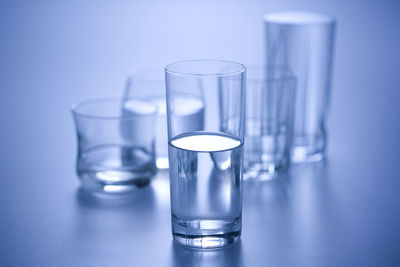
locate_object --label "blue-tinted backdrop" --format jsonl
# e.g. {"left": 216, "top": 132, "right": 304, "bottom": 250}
{"left": 0, "top": 0, "right": 399, "bottom": 266}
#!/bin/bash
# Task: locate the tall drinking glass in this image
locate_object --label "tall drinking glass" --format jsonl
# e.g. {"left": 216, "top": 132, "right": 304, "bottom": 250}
{"left": 265, "top": 11, "right": 336, "bottom": 162}
{"left": 165, "top": 60, "right": 246, "bottom": 248}
{"left": 244, "top": 66, "right": 296, "bottom": 179}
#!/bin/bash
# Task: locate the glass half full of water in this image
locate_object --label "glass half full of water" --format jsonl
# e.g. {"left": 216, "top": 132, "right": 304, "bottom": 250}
{"left": 166, "top": 60, "right": 246, "bottom": 248}
{"left": 71, "top": 98, "right": 157, "bottom": 194}
{"left": 244, "top": 65, "right": 296, "bottom": 180}
{"left": 123, "top": 68, "right": 204, "bottom": 169}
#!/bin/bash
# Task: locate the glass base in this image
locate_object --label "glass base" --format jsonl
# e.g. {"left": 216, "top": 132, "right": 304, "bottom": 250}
{"left": 291, "top": 134, "right": 326, "bottom": 163}
{"left": 243, "top": 161, "right": 288, "bottom": 180}
{"left": 291, "top": 146, "right": 325, "bottom": 163}
{"left": 173, "top": 233, "right": 240, "bottom": 249}
{"left": 78, "top": 171, "right": 152, "bottom": 194}
{"left": 172, "top": 216, "right": 241, "bottom": 249}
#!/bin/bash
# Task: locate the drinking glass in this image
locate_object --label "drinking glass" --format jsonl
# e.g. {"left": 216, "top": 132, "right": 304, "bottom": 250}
{"left": 165, "top": 60, "right": 246, "bottom": 248}
{"left": 72, "top": 98, "right": 157, "bottom": 193}
{"left": 244, "top": 66, "right": 296, "bottom": 179}
{"left": 265, "top": 11, "right": 336, "bottom": 162}
{"left": 123, "top": 68, "right": 169, "bottom": 169}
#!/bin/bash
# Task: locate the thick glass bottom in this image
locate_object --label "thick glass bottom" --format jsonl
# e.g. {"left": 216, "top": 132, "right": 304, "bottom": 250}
{"left": 172, "top": 216, "right": 241, "bottom": 249}
{"left": 173, "top": 233, "right": 240, "bottom": 249}
{"left": 76, "top": 145, "right": 156, "bottom": 193}
{"left": 78, "top": 171, "right": 152, "bottom": 194}
{"left": 291, "top": 134, "right": 326, "bottom": 163}
{"left": 243, "top": 160, "right": 288, "bottom": 180}
{"left": 291, "top": 146, "right": 325, "bottom": 163}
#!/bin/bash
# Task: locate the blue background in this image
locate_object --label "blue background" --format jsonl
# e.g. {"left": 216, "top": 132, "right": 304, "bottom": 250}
{"left": 1, "top": 0, "right": 400, "bottom": 266}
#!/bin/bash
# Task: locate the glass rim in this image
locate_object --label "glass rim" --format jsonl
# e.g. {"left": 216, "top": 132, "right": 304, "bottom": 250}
{"left": 165, "top": 59, "right": 246, "bottom": 77}
{"left": 264, "top": 11, "right": 335, "bottom": 26}
{"left": 71, "top": 97, "right": 157, "bottom": 120}
{"left": 127, "top": 66, "right": 164, "bottom": 83}
{"left": 246, "top": 64, "right": 297, "bottom": 84}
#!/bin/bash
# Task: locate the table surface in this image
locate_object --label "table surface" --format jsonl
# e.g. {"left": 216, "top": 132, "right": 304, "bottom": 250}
{"left": 1, "top": 1, "right": 400, "bottom": 266}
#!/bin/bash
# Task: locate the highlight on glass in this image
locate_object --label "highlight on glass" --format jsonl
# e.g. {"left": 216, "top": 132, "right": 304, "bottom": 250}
{"left": 265, "top": 11, "right": 336, "bottom": 162}
{"left": 71, "top": 98, "right": 157, "bottom": 194}
{"left": 165, "top": 60, "right": 246, "bottom": 248}
{"left": 244, "top": 65, "right": 296, "bottom": 180}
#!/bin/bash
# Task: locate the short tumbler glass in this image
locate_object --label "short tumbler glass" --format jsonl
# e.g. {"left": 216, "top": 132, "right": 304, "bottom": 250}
{"left": 72, "top": 98, "right": 157, "bottom": 193}
{"left": 165, "top": 60, "right": 246, "bottom": 248}
{"left": 244, "top": 66, "right": 296, "bottom": 179}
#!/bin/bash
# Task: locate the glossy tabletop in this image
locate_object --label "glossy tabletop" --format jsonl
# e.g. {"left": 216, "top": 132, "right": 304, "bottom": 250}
{"left": 1, "top": 0, "right": 399, "bottom": 266}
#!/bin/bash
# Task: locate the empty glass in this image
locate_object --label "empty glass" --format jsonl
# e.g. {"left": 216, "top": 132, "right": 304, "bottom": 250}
{"left": 123, "top": 68, "right": 170, "bottom": 169}
{"left": 265, "top": 11, "right": 336, "bottom": 162}
{"left": 166, "top": 60, "right": 246, "bottom": 248}
{"left": 244, "top": 66, "right": 296, "bottom": 179}
{"left": 72, "top": 98, "right": 157, "bottom": 193}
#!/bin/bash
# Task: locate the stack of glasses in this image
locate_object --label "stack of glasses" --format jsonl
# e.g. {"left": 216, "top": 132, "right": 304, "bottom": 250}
{"left": 71, "top": 11, "right": 335, "bottom": 248}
